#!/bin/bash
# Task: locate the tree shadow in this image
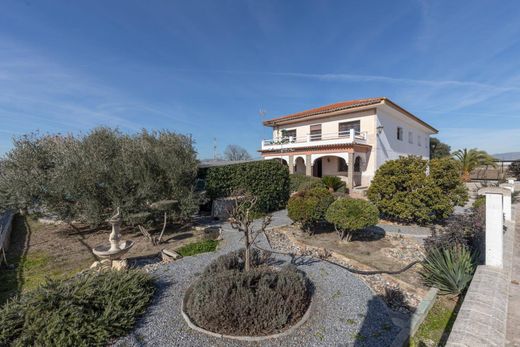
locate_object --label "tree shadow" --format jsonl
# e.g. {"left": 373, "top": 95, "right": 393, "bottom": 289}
{"left": 0, "top": 214, "right": 32, "bottom": 305}
{"left": 354, "top": 296, "right": 404, "bottom": 347}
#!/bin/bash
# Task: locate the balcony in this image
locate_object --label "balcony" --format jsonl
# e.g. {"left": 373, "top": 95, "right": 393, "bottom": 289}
{"left": 261, "top": 129, "right": 368, "bottom": 151}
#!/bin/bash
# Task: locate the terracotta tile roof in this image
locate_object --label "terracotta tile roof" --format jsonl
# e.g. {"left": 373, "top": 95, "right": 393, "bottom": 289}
{"left": 263, "top": 98, "right": 385, "bottom": 125}
{"left": 263, "top": 97, "right": 438, "bottom": 133}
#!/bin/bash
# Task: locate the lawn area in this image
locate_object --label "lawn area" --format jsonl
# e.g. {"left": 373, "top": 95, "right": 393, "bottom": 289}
{"left": 176, "top": 239, "right": 219, "bottom": 257}
{"left": 410, "top": 296, "right": 459, "bottom": 347}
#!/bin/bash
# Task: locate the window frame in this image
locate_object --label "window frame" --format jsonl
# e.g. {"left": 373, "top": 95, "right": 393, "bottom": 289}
{"left": 309, "top": 124, "right": 322, "bottom": 141}
{"left": 397, "top": 127, "right": 403, "bottom": 141}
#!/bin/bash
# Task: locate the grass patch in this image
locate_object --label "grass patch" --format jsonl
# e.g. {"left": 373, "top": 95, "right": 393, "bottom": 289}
{"left": 0, "top": 270, "right": 154, "bottom": 346}
{"left": 176, "top": 239, "right": 219, "bottom": 257}
{"left": 410, "top": 297, "right": 458, "bottom": 347}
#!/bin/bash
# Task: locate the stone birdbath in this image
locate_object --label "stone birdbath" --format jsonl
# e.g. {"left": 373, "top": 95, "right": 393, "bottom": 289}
{"left": 93, "top": 207, "right": 134, "bottom": 265}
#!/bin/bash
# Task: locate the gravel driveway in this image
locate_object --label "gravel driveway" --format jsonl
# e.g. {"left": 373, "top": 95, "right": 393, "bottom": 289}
{"left": 115, "top": 210, "right": 400, "bottom": 347}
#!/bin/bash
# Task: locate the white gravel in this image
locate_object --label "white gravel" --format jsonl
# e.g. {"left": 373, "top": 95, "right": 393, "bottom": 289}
{"left": 114, "top": 210, "right": 400, "bottom": 347}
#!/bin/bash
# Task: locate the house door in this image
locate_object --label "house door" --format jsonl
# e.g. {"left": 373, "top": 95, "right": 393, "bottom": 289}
{"left": 313, "top": 158, "right": 323, "bottom": 177}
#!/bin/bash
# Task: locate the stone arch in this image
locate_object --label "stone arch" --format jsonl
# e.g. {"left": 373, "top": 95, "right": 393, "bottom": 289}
{"left": 294, "top": 157, "right": 306, "bottom": 174}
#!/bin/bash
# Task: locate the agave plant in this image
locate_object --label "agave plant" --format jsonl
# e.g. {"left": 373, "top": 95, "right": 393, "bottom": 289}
{"left": 420, "top": 246, "right": 476, "bottom": 295}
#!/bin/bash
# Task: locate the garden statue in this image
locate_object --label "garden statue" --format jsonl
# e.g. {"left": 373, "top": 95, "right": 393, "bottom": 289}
{"left": 93, "top": 207, "right": 134, "bottom": 262}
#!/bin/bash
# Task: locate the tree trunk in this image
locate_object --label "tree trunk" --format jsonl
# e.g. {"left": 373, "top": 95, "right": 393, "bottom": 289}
{"left": 244, "top": 231, "right": 251, "bottom": 272}
{"left": 156, "top": 212, "right": 168, "bottom": 244}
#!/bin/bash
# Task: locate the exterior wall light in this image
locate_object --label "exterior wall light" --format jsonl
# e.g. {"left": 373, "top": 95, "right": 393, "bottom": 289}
{"left": 376, "top": 125, "right": 384, "bottom": 134}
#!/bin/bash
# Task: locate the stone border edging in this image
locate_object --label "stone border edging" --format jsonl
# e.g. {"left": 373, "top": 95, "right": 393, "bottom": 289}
{"left": 180, "top": 291, "right": 314, "bottom": 342}
{"left": 389, "top": 287, "right": 439, "bottom": 347}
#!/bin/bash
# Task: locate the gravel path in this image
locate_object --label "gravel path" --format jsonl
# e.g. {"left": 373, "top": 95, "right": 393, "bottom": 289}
{"left": 115, "top": 210, "right": 400, "bottom": 347}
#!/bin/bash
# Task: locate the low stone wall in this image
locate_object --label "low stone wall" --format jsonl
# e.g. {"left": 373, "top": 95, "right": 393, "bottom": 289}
{"left": 445, "top": 207, "right": 516, "bottom": 347}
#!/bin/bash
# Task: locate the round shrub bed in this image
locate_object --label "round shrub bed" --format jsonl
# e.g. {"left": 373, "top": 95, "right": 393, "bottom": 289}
{"left": 183, "top": 249, "right": 312, "bottom": 337}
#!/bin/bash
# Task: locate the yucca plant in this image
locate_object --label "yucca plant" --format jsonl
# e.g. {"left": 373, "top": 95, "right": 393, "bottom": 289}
{"left": 420, "top": 246, "right": 476, "bottom": 295}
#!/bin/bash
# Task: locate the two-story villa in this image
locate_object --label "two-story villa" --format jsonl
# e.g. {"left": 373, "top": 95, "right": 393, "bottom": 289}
{"left": 259, "top": 97, "right": 438, "bottom": 189}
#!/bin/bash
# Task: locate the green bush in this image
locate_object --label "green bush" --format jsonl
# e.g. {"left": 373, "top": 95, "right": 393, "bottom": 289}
{"left": 289, "top": 174, "right": 324, "bottom": 192}
{"left": 472, "top": 195, "right": 485, "bottom": 210}
{"left": 325, "top": 198, "right": 379, "bottom": 241}
{"left": 206, "top": 160, "right": 290, "bottom": 213}
{"left": 0, "top": 128, "right": 199, "bottom": 226}
{"left": 287, "top": 187, "right": 334, "bottom": 233}
{"left": 177, "top": 239, "right": 219, "bottom": 257}
{"left": 0, "top": 270, "right": 155, "bottom": 346}
{"left": 420, "top": 246, "right": 476, "bottom": 295}
{"left": 509, "top": 161, "right": 520, "bottom": 179}
{"left": 321, "top": 176, "right": 345, "bottom": 192}
{"left": 367, "top": 156, "right": 467, "bottom": 225}
{"left": 184, "top": 250, "right": 311, "bottom": 336}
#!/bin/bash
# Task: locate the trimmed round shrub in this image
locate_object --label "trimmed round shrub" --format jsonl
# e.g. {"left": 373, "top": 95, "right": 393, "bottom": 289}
{"left": 287, "top": 187, "right": 334, "bottom": 233}
{"left": 184, "top": 250, "right": 311, "bottom": 336}
{"left": 367, "top": 156, "right": 466, "bottom": 225}
{"left": 206, "top": 160, "right": 290, "bottom": 213}
{"left": 325, "top": 198, "right": 379, "bottom": 241}
{"left": 0, "top": 270, "right": 155, "bottom": 347}
{"left": 289, "top": 174, "right": 324, "bottom": 193}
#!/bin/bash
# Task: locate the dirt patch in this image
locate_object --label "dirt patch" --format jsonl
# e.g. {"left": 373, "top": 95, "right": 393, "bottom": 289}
{"left": 0, "top": 215, "right": 218, "bottom": 303}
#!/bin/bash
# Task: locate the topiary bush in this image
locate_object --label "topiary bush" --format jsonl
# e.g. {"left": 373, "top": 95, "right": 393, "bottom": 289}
{"left": 420, "top": 246, "right": 476, "bottom": 295}
{"left": 289, "top": 174, "right": 324, "bottom": 193}
{"left": 0, "top": 270, "right": 155, "bottom": 347}
{"left": 325, "top": 198, "right": 379, "bottom": 241}
{"left": 184, "top": 249, "right": 311, "bottom": 336}
{"left": 367, "top": 156, "right": 467, "bottom": 225}
{"left": 287, "top": 187, "right": 334, "bottom": 234}
{"left": 206, "top": 160, "right": 290, "bottom": 213}
{"left": 321, "top": 176, "right": 345, "bottom": 192}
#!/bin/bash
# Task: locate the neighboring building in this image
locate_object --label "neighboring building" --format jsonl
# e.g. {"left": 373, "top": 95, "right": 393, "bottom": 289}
{"left": 259, "top": 97, "right": 438, "bottom": 188}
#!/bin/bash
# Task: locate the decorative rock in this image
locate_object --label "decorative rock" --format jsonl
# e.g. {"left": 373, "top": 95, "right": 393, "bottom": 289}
{"left": 112, "top": 259, "right": 128, "bottom": 271}
{"left": 162, "top": 249, "right": 183, "bottom": 262}
{"left": 90, "top": 261, "right": 101, "bottom": 269}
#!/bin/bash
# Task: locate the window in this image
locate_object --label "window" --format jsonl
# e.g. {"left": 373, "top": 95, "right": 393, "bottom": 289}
{"left": 338, "top": 121, "right": 360, "bottom": 137}
{"left": 417, "top": 135, "right": 421, "bottom": 146}
{"left": 408, "top": 131, "right": 413, "bottom": 144}
{"left": 281, "top": 129, "right": 296, "bottom": 142}
{"left": 397, "top": 127, "right": 403, "bottom": 141}
{"left": 338, "top": 157, "right": 348, "bottom": 172}
{"left": 310, "top": 124, "right": 321, "bottom": 141}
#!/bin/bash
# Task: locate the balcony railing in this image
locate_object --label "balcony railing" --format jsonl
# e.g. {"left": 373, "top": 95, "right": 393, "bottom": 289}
{"left": 261, "top": 129, "right": 367, "bottom": 151}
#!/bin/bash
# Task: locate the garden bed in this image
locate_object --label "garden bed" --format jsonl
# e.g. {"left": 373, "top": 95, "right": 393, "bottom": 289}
{"left": 0, "top": 214, "right": 219, "bottom": 305}
{"left": 265, "top": 225, "right": 427, "bottom": 315}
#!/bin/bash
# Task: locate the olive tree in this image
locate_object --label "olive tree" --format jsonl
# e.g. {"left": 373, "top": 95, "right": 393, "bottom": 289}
{"left": 0, "top": 128, "right": 199, "bottom": 227}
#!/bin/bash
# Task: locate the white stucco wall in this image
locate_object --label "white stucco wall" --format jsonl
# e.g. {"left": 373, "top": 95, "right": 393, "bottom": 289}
{"left": 374, "top": 105, "right": 434, "bottom": 169}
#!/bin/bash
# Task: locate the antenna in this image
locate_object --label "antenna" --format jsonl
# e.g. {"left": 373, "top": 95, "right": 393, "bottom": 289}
{"left": 213, "top": 137, "right": 217, "bottom": 160}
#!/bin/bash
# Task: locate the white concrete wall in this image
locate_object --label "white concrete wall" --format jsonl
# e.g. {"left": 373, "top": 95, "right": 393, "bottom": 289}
{"left": 374, "top": 104, "right": 433, "bottom": 169}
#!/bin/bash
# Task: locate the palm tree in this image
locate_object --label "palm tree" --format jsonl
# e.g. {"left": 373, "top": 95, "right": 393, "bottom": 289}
{"left": 452, "top": 148, "right": 496, "bottom": 181}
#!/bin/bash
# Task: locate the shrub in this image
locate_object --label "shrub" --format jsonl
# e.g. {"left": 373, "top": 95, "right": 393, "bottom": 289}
{"left": 420, "top": 246, "right": 476, "bottom": 295}
{"left": 425, "top": 204, "right": 485, "bottom": 262}
{"left": 206, "top": 160, "right": 290, "bottom": 213}
{"left": 509, "top": 160, "right": 520, "bottom": 180}
{"left": 325, "top": 198, "right": 379, "bottom": 241}
{"left": 321, "top": 176, "right": 345, "bottom": 192}
{"left": 0, "top": 128, "right": 199, "bottom": 226}
{"left": 184, "top": 251, "right": 311, "bottom": 336}
{"left": 367, "top": 156, "right": 467, "bottom": 225}
{"left": 0, "top": 270, "right": 155, "bottom": 346}
{"left": 289, "top": 174, "right": 324, "bottom": 193}
{"left": 472, "top": 195, "right": 485, "bottom": 210}
{"left": 287, "top": 187, "right": 334, "bottom": 233}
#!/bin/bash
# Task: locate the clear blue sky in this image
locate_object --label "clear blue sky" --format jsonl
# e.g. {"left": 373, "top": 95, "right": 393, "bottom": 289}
{"left": 1, "top": 0, "right": 519, "bottom": 158}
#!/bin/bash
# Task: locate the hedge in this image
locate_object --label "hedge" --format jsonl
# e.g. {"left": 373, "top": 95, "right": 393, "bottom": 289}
{"left": 206, "top": 160, "right": 290, "bottom": 212}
